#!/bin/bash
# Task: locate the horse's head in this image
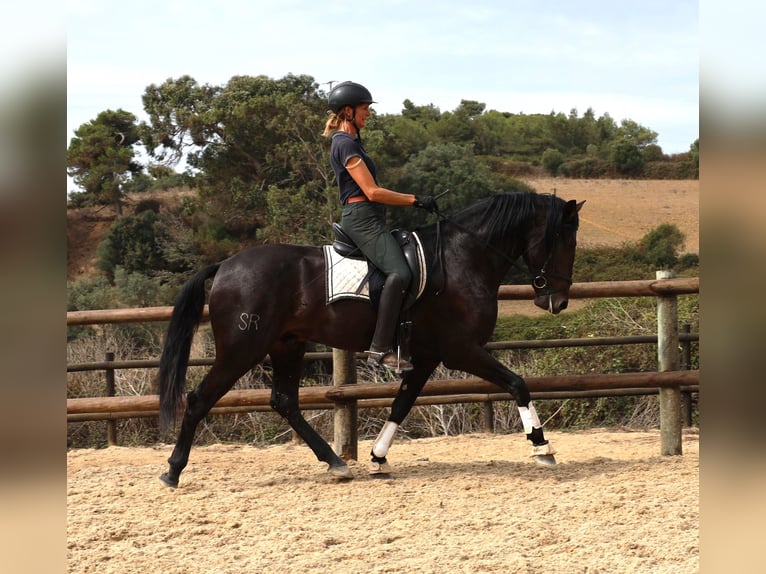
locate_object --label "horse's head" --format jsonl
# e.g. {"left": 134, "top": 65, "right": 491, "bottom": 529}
{"left": 524, "top": 197, "right": 585, "bottom": 314}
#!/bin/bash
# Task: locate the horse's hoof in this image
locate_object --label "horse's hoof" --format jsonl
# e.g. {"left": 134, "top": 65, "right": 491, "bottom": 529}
{"left": 533, "top": 454, "right": 557, "bottom": 466}
{"left": 159, "top": 473, "right": 179, "bottom": 488}
{"left": 328, "top": 463, "right": 353, "bottom": 480}
{"left": 368, "top": 460, "right": 392, "bottom": 476}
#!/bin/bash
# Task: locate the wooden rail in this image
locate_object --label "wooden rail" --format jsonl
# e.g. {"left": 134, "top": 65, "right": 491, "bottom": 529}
{"left": 66, "top": 277, "right": 700, "bottom": 325}
{"left": 67, "top": 276, "right": 699, "bottom": 457}
{"left": 67, "top": 370, "right": 699, "bottom": 415}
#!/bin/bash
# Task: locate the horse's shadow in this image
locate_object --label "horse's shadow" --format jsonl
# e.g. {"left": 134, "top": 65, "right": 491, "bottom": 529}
{"left": 327, "top": 456, "right": 653, "bottom": 485}
{"left": 166, "top": 455, "right": 657, "bottom": 497}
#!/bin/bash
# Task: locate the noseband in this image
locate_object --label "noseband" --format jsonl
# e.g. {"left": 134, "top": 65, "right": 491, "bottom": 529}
{"left": 532, "top": 239, "right": 573, "bottom": 294}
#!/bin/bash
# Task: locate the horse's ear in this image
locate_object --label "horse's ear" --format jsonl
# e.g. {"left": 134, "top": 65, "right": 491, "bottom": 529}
{"left": 564, "top": 199, "right": 585, "bottom": 219}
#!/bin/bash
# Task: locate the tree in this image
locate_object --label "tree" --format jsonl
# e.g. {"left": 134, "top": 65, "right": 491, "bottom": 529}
{"left": 615, "top": 119, "right": 657, "bottom": 149}
{"left": 596, "top": 113, "right": 618, "bottom": 150}
{"left": 139, "top": 75, "right": 219, "bottom": 165}
{"left": 392, "top": 142, "right": 527, "bottom": 229}
{"left": 611, "top": 139, "right": 644, "bottom": 176}
{"left": 96, "top": 210, "right": 194, "bottom": 280}
{"left": 474, "top": 110, "right": 514, "bottom": 156}
{"left": 365, "top": 112, "right": 432, "bottom": 168}
{"left": 67, "top": 109, "right": 142, "bottom": 214}
{"left": 261, "top": 182, "right": 335, "bottom": 245}
{"left": 430, "top": 99, "right": 486, "bottom": 143}
{"left": 140, "top": 74, "right": 330, "bottom": 239}
{"left": 401, "top": 99, "right": 441, "bottom": 124}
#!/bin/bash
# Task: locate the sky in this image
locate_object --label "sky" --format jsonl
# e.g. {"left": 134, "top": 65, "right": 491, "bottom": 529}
{"left": 64, "top": 0, "right": 700, "bottom": 174}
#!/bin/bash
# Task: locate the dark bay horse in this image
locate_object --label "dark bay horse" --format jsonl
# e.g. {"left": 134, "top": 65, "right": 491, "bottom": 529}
{"left": 157, "top": 192, "right": 584, "bottom": 486}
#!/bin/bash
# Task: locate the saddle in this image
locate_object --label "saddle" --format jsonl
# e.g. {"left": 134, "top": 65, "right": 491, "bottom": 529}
{"left": 331, "top": 222, "right": 427, "bottom": 311}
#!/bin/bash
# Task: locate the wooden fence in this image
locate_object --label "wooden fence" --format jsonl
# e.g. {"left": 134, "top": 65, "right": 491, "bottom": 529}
{"left": 67, "top": 274, "right": 699, "bottom": 457}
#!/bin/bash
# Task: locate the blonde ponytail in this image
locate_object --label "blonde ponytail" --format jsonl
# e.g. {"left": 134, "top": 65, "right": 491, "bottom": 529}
{"left": 322, "top": 112, "right": 346, "bottom": 137}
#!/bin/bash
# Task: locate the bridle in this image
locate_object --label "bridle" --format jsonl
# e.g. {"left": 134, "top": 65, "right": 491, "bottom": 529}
{"left": 430, "top": 195, "right": 573, "bottom": 299}
{"left": 529, "top": 231, "right": 573, "bottom": 313}
{"left": 531, "top": 233, "right": 573, "bottom": 292}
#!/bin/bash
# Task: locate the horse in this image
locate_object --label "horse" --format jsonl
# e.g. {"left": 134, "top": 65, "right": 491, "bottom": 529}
{"left": 157, "top": 191, "right": 584, "bottom": 487}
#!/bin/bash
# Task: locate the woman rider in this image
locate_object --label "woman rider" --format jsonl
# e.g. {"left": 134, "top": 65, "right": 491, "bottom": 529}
{"left": 323, "top": 81, "right": 436, "bottom": 371}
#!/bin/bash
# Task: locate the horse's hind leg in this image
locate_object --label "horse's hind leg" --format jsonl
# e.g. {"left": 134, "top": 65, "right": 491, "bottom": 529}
{"left": 160, "top": 361, "right": 250, "bottom": 487}
{"left": 268, "top": 340, "right": 352, "bottom": 480}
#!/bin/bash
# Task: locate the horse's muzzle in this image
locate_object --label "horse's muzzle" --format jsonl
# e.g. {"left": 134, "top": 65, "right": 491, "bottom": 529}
{"left": 534, "top": 293, "right": 569, "bottom": 314}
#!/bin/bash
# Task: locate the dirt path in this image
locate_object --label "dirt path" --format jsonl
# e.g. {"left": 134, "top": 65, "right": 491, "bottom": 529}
{"left": 67, "top": 429, "right": 698, "bottom": 573}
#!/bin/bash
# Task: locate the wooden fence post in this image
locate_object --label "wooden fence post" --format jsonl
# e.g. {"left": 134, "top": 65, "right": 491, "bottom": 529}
{"left": 656, "top": 270, "right": 682, "bottom": 455}
{"left": 105, "top": 352, "right": 117, "bottom": 446}
{"left": 332, "top": 349, "right": 358, "bottom": 461}
{"left": 482, "top": 401, "right": 495, "bottom": 433}
{"left": 680, "top": 323, "right": 693, "bottom": 427}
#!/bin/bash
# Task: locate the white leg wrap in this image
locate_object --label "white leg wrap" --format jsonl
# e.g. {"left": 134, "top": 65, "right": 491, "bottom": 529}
{"left": 517, "top": 403, "right": 542, "bottom": 435}
{"left": 372, "top": 421, "right": 399, "bottom": 458}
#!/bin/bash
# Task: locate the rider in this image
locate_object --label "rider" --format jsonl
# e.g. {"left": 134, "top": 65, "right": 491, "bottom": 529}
{"left": 323, "top": 81, "right": 437, "bottom": 371}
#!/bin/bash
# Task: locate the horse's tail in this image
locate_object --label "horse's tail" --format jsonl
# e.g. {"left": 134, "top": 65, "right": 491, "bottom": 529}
{"left": 158, "top": 263, "right": 220, "bottom": 430}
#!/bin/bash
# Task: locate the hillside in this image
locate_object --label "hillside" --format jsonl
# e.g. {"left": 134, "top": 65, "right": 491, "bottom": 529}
{"left": 67, "top": 187, "right": 196, "bottom": 282}
{"left": 66, "top": 179, "right": 699, "bottom": 283}
{"left": 524, "top": 178, "right": 699, "bottom": 254}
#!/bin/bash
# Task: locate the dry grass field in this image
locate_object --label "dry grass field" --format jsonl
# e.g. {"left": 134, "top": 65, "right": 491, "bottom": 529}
{"left": 522, "top": 178, "right": 699, "bottom": 255}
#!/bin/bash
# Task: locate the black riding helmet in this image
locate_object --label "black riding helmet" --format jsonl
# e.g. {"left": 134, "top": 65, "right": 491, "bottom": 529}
{"left": 328, "top": 81, "right": 375, "bottom": 113}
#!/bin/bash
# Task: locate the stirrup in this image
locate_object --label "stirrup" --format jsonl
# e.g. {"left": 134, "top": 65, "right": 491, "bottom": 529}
{"left": 366, "top": 349, "right": 388, "bottom": 366}
{"left": 366, "top": 349, "right": 414, "bottom": 373}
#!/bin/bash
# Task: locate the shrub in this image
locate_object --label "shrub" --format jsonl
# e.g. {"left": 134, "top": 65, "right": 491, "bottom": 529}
{"left": 639, "top": 223, "right": 685, "bottom": 268}
{"left": 541, "top": 148, "right": 565, "bottom": 176}
{"left": 642, "top": 144, "right": 665, "bottom": 162}
{"left": 559, "top": 157, "right": 611, "bottom": 178}
{"left": 96, "top": 211, "right": 170, "bottom": 279}
{"left": 611, "top": 140, "right": 644, "bottom": 176}
{"left": 643, "top": 160, "right": 698, "bottom": 179}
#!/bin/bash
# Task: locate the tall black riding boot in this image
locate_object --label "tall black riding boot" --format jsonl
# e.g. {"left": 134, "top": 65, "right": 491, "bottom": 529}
{"left": 367, "top": 274, "right": 414, "bottom": 372}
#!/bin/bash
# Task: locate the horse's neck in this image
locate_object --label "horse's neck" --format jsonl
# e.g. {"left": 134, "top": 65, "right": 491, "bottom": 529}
{"left": 443, "top": 227, "right": 521, "bottom": 287}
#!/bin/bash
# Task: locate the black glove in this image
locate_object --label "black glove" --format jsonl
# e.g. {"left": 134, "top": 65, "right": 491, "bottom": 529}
{"left": 414, "top": 195, "right": 438, "bottom": 213}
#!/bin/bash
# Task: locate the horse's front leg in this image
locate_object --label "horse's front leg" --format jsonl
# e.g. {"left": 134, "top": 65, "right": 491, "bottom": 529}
{"left": 444, "top": 346, "right": 556, "bottom": 465}
{"left": 268, "top": 341, "right": 352, "bottom": 480}
{"left": 369, "top": 361, "right": 438, "bottom": 476}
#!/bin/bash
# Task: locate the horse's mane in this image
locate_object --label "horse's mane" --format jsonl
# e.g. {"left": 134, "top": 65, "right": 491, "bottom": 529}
{"left": 451, "top": 192, "right": 566, "bottom": 250}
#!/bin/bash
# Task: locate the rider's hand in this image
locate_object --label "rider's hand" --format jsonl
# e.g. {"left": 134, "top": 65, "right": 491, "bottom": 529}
{"left": 414, "top": 195, "right": 438, "bottom": 213}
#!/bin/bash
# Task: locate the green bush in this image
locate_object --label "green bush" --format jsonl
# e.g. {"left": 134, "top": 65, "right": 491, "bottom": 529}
{"left": 639, "top": 223, "right": 685, "bottom": 268}
{"left": 541, "top": 148, "right": 565, "bottom": 176}
{"left": 559, "top": 157, "right": 612, "bottom": 178}
{"left": 97, "top": 211, "right": 169, "bottom": 279}
{"left": 643, "top": 161, "right": 683, "bottom": 179}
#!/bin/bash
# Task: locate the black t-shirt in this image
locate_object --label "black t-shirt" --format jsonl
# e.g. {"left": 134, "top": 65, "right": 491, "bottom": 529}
{"left": 330, "top": 131, "right": 378, "bottom": 205}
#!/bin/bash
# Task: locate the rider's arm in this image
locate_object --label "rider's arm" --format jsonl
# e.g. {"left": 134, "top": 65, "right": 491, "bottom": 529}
{"left": 346, "top": 158, "right": 416, "bottom": 206}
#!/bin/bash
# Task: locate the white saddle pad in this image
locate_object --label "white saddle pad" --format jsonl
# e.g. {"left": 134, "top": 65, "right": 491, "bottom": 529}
{"left": 323, "top": 245, "right": 371, "bottom": 303}
{"left": 322, "top": 233, "right": 427, "bottom": 304}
